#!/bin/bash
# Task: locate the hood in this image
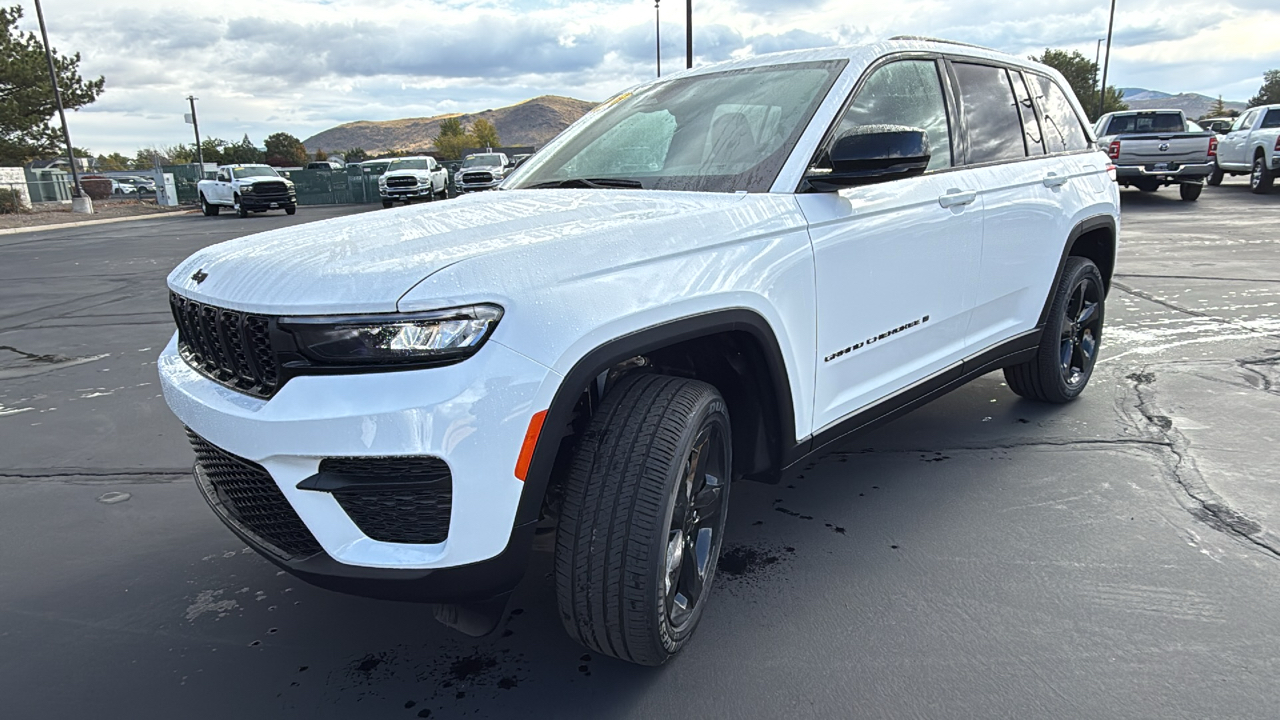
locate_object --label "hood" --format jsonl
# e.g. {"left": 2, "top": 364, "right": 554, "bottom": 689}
{"left": 239, "top": 176, "right": 290, "bottom": 185}
{"left": 383, "top": 169, "right": 433, "bottom": 179}
{"left": 167, "top": 189, "right": 746, "bottom": 315}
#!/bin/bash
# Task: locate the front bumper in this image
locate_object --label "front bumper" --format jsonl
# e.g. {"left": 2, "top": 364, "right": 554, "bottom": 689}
{"left": 457, "top": 180, "right": 502, "bottom": 193}
{"left": 1115, "top": 162, "right": 1213, "bottom": 182}
{"left": 240, "top": 193, "right": 297, "bottom": 210}
{"left": 381, "top": 186, "right": 433, "bottom": 199}
{"left": 159, "top": 333, "right": 561, "bottom": 600}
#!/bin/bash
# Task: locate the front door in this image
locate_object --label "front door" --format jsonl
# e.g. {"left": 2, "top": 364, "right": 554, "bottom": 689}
{"left": 800, "top": 57, "right": 981, "bottom": 433}
{"left": 1219, "top": 110, "right": 1257, "bottom": 170}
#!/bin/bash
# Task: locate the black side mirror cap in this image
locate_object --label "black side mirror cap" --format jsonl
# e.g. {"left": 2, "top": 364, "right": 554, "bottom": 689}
{"left": 805, "top": 126, "right": 931, "bottom": 192}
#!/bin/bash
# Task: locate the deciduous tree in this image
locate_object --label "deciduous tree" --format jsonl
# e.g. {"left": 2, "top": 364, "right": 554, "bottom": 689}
{"left": 1030, "top": 48, "right": 1127, "bottom": 120}
{"left": 263, "top": 132, "right": 308, "bottom": 167}
{"left": 472, "top": 118, "right": 501, "bottom": 149}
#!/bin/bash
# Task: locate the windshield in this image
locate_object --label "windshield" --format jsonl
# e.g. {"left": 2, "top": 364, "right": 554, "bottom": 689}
{"left": 462, "top": 155, "right": 503, "bottom": 168}
{"left": 1105, "top": 113, "right": 1184, "bottom": 135}
{"left": 232, "top": 166, "right": 280, "bottom": 179}
{"left": 388, "top": 159, "right": 431, "bottom": 171}
{"left": 505, "top": 61, "right": 845, "bottom": 193}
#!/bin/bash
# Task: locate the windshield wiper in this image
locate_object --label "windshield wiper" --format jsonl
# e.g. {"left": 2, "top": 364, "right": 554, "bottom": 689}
{"left": 526, "top": 178, "right": 645, "bottom": 190}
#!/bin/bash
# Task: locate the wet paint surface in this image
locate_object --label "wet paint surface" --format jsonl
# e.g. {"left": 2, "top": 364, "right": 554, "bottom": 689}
{"left": 3, "top": 185, "right": 1280, "bottom": 717}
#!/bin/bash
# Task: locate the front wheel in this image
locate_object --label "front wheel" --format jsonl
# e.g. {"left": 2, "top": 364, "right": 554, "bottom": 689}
{"left": 1207, "top": 165, "right": 1224, "bottom": 186}
{"left": 285, "top": 206, "right": 297, "bottom": 216}
{"left": 1251, "top": 155, "right": 1275, "bottom": 194}
{"left": 555, "top": 373, "right": 731, "bottom": 666}
{"left": 1180, "top": 183, "right": 1202, "bottom": 201}
{"left": 381, "top": 200, "right": 394, "bottom": 209}
{"left": 1004, "top": 257, "right": 1105, "bottom": 404}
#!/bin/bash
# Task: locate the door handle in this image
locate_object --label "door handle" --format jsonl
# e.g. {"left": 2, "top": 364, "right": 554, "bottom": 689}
{"left": 1043, "top": 172, "right": 1069, "bottom": 188}
{"left": 938, "top": 189, "right": 977, "bottom": 208}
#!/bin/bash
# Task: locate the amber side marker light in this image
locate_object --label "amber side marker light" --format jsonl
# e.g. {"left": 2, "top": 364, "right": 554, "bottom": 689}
{"left": 515, "top": 410, "right": 547, "bottom": 481}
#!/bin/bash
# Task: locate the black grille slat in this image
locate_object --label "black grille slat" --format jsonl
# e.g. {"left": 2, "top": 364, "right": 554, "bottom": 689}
{"left": 385, "top": 176, "right": 418, "bottom": 188}
{"left": 462, "top": 172, "right": 493, "bottom": 183}
{"left": 170, "top": 292, "right": 279, "bottom": 398}
{"left": 319, "top": 457, "right": 453, "bottom": 544}
{"left": 187, "top": 430, "right": 322, "bottom": 559}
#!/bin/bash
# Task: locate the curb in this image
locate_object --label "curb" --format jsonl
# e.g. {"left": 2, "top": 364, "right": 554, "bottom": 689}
{"left": 0, "top": 209, "right": 198, "bottom": 236}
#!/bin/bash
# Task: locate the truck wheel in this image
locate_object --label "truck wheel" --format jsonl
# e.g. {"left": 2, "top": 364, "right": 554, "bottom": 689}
{"left": 200, "top": 193, "right": 219, "bottom": 216}
{"left": 285, "top": 206, "right": 297, "bottom": 216}
{"left": 235, "top": 195, "right": 249, "bottom": 218}
{"left": 1004, "top": 257, "right": 1105, "bottom": 404}
{"left": 382, "top": 200, "right": 394, "bottom": 209}
{"left": 1207, "top": 166, "right": 1224, "bottom": 186}
{"left": 555, "top": 373, "right": 731, "bottom": 666}
{"left": 1179, "top": 183, "right": 1202, "bottom": 201}
{"left": 1251, "top": 154, "right": 1275, "bottom": 194}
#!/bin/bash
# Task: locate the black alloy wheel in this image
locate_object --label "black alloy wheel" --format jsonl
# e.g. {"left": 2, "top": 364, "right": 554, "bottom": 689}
{"left": 1058, "top": 273, "right": 1103, "bottom": 391}
{"left": 1004, "top": 257, "right": 1106, "bottom": 404}
{"left": 663, "top": 419, "right": 729, "bottom": 631}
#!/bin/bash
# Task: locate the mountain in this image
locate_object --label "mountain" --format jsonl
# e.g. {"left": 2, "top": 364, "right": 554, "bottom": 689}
{"left": 302, "top": 95, "right": 596, "bottom": 154}
{"left": 1118, "top": 88, "right": 1247, "bottom": 118}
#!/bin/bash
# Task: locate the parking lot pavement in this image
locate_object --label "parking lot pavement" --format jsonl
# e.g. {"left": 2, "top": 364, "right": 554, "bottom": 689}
{"left": 2, "top": 185, "right": 1279, "bottom": 718}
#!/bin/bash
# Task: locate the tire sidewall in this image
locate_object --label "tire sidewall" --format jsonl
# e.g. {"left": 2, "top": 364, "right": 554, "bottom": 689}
{"left": 1040, "top": 259, "right": 1105, "bottom": 401}
{"left": 652, "top": 395, "right": 731, "bottom": 655}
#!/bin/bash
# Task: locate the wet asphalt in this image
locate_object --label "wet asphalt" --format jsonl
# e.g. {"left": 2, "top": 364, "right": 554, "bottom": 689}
{"left": 2, "top": 183, "right": 1279, "bottom": 719}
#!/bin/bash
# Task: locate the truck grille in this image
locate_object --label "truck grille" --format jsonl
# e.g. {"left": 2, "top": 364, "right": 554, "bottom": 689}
{"left": 385, "top": 176, "right": 418, "bottom": 188}
{"left": 170, "top": 292, "right": 280, "bottom": 398}
{"left": 188, "top": 429, "right": 323, "bottom": 559}
{"left": 321, "top": 457, "right": 453, "bottom": 544}
{"left": 462, "top": 172, "right": 493, "bottom": 184}
{"left": 248, "top": 181, "right": 291, "bottom": 199}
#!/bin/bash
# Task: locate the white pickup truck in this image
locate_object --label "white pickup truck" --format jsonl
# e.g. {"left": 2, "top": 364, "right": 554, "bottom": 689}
{"left": 1209, "top": 104, "right": 1280, "bottom": 193}
{"left": 197, "top": 164, "right": 298, "bottom": 218}
{"left": 378, "top": 156, "right": 448, "bottom": 207}
{"left": 1094, "top": 109, "right": 1217, "bottom": 201}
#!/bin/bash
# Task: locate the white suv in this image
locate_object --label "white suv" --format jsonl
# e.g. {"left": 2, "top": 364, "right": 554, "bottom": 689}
{"left": 160, "top": 39, "right": 1118, "bottom": 666}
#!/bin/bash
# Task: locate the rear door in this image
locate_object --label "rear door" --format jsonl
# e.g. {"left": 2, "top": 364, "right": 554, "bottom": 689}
{"left": 951, "top": 62, "right": 1085, "bottom": 351}
{"left": 801, "top": 56, "right": 982, "bottom": 432}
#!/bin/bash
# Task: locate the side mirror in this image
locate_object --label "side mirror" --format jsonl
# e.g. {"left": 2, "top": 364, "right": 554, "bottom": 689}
{"left": 805, "top": 126, "right": 930, "bottom": 191}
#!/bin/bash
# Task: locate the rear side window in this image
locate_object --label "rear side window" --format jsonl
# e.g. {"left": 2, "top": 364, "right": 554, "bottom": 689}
{"left": 1262, "top": 109, "right": 1280, "bottom": 129}
{"left": 1029, "top": 75, "right": 1089, "bottom": 152}
{"left": 1105, "top": 113, "right": 1184, "bottom": 134}
{"left": 1010, "top": 71, "right": 1046, "bottom": 155}
{"left": 836, "top": 59, "right": 954, "bottom": 171}
{"left": 953, "top": 62, "right": 1025, "bottom": 164}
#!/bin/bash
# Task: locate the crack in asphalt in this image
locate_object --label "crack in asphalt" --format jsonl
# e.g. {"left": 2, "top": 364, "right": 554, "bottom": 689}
{"left": 1112, "top": 280, "right": 1280, "bottom": 342}
{"left": 1125, "top": 369, "right": 1280, "bottom": 560}
{"left": 1115, "top": 273, "right": 1280, "bottom": 284}
{"left": 1235, "top": 352, "right": 1280, "bottom": 396}
{"left": 827, "top": 438, "right": 1172, "bottom": 456}
{"left": 0, "top": 468, "right": 190, "bottom": 484}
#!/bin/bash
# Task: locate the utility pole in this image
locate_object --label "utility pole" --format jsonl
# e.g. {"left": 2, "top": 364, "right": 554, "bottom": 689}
{"left": 1093, "top": 38, "right": 1104, "bottom": 117}
{"left": 32, "top": 0, "right": 82, "bottom": 203}
{"left": 655, "top": 0, "right": 661, "bottom": 77}
{"left": 1099, "top": 0, "right": 1117, "bottom": 119}
{"left": 686, "top": 0, "right": 693, "bottom": 69}
{"left": 187, "top": 96, "right": 205, "bottom": 175}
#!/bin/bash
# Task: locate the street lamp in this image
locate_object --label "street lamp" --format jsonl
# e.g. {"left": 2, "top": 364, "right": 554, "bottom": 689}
{"left": 1093, "top": 38, "right": 1105, "bottom": 119}
{"left": 1099, "top": 0, "right": 1117, "bottom": 119}
{"left": 686, "top": 0, "right": 693, "bottom": 69}
{"left": 32, "top": 0, "right": 86, "bottom": 209}
{"left": 655, "top": 0, "right": 661, "bottom": 78}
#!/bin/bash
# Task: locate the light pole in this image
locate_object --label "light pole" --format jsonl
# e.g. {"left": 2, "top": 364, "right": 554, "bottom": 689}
{"left": 187, "top": 96, "right": 205, "bottom": 175}
{"left": 655, "top": 0, "right": 661, "bottom": 77}
{"left": 1093, "top": 38, "right": 1104, "bottom": 119}
{"left": 686, "top": 0, "right": 693, "bottom": 69}
{"left": 32, "top": 0, "right": 83, "bottom": 204}
{"left": 1099, "top": 0, "right": 1117, "bottom": 119}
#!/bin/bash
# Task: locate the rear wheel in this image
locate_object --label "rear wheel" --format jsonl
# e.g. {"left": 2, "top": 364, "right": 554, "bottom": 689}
{"left": 1251, "top": 154, "right": 1275, "bottom": 194}
{"left": 1004, "top": 257, "right": 1105, "bottom": 404}
{"left": 1179, "top": 183, "right": 1202, "bottom": 201}
{"left": 200, "top": 193, "right": 219, "bottom": 216}
{"left": 555, "top": 373, "right": 731, "bottom": 666}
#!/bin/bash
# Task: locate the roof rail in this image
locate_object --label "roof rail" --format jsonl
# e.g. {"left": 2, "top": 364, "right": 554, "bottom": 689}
{"left": 888, "top": 35, "right": 999, "bottom": 52}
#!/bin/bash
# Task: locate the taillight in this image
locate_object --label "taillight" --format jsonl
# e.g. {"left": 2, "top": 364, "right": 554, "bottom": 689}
{"left": 1105, "top": 164, "right": 1117, "bottom": 182}
{"left": 1108, "top": 141, "right": 1121, "bottom": 160}
{"left": 1275, "top": 136, "right": 1280, "bottom": 152}
{"left": 1208, "top": 136, "right": 1218, "bottom": 158}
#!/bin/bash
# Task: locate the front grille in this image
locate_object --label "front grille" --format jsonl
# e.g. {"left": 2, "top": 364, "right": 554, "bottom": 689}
{"left": 170, "top": 292, "right": 279, "bottom": 398}
{"left": 246, "top": 181, "right": 291, "bottom": 200}
{"left": 321, "top": 457, "right": 452, "bottom": 544}
{"left": 385, "top": 176, "right": 418, "bottom": 188}
{"left": 187, "top": 429, "right": 322, "bottom": 559}
{"left": 462, "top": 172, "right": 493, "bottom": 184}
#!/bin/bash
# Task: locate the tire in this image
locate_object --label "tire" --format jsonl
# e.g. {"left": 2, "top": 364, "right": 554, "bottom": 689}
{"left": 1135, "top": 179, "right": 1160, "bottom": 192}
{"left": 1251, "top": 154, "right": 1275, "bottom": 194}
{"left": 1207, "top": 165, "right": 1224, "bottom": 186}
{"left": 285, "top": 206, "right": 297, "bottom": 215}
{"left": 235, "top": 195, "right": 249, "bottom": 218}
{"left": 1179, "top": 183, "right": 1202, "bottom": 201}
{"left": 555, "top": 373, "right": 732, "bottom": 666}
{"left": 200, "top": 193, "right": 219, "bottom": 216}
{"left": 1004, "top": 257, "right": 1105, "bottom": 404}
{"left": 382, "top": 200, "right": 394, "bottom": 209}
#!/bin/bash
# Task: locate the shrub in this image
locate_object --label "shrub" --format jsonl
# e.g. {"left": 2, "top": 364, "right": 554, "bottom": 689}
{"left": 0, "top": 187, "right": 26, "bottom": 214}
{"left": 80, "top": 177, "right": 112, "bottom": 201}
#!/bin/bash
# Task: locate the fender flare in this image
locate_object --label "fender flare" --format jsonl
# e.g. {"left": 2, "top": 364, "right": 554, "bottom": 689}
{"left": 512, "top": 308, "right": 798, "bottom": 527}
{"left": 1036, "top": 214, "right": 1117, "bottom": 329}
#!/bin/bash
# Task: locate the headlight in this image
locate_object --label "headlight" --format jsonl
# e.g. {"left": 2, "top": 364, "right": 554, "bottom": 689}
{"left": 280, "top": 304, "right": 503, "bottom": 366}
{"left": 240, "top": 184, "right": 254, "bottom": 193}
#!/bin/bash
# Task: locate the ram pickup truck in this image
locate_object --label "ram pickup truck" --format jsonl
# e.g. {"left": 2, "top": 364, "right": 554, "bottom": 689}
{"left": 198, "top": 164, "right": 297, "bottom": 218}
{"left": 378, "top": 156, "right": 448, "bottom": 207}
{"left": 1094, "top": 109, "right": 1217, "bottom": 201}
{"left": 454, "top": 152, "right": 510, "bottom": 193}
{"left": 1209, "top": 104, "right": 1280, "bottom": 193}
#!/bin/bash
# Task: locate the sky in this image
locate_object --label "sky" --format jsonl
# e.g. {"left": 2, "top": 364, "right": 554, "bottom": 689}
{"left": 20, "top": 0, "right": 1280, "bottom": 156}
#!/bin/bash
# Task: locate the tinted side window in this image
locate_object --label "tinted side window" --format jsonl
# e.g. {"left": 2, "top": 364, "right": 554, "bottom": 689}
{"left": 836, "top": 59, "right": 953, "bottom": 171}
{"left": 1233, "top": 111, "right": 1257, "bottom": 132}
{"left": 1261, "top": 109, "right": 1280, "bottom": 129}
{"left": 1030, "top": 75, "right": 1089, "bottom": 152}
{"left": 1010, "top": 71, "right": 1045, "bottom": 155}
{"left": 953, "top": 63, "right": 1025, "bottom": 164}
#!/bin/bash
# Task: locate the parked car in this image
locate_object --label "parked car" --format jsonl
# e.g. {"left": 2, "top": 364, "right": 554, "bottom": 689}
{"left": 454, "top": 152, "right": 510, "bottom": 192}
{"left": 306, "top": 160, "right": 344, "bottom": 171}
{"left": 1200, "top": 116, "right": 1235, "bottom": 135}
{"left": 160, "top": 38, "right": 1117, "bottom": 666}
{"left": 1093, "top": 109, "right": 1217, "bottom": 200}
{"left": 117, "top": 176, "right": 156, "bottom": 195}
{"left": 1209, "top": 104, "right": 1280, "bottom": 193}
{"left": 378, "top": 156, "right": 448, "bottom": 207}
{"left": 359, "top": 159, "right": 393, "bottom": 177}
{"left": 197, "top": 164, "right": 297, "bottom": 217}
{"left": 108, "top": 178, "right": 136, "bottom": 195}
